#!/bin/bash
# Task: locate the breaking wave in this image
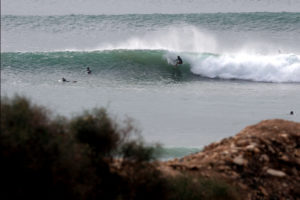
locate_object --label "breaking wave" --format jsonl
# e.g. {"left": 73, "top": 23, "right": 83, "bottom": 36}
{"left": 2, "top": 50, "right": 300, "bottom": 83}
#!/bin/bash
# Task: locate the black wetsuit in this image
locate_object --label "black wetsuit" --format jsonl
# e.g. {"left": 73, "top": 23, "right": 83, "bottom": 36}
{"left": 177, "top": 56, "right": 183, "bottom": 64}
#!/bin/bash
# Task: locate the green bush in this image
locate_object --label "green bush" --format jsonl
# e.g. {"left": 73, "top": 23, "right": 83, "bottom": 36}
{"left": 167, "top": 175, "right": 240, "bottom": 200}
{"left": 0, "top": 96, "right": 241, "bottom": 200}
{"left": 0, "top": 96, "right": 80, "bottom": 199}
{"left": 70, "top": 109, "right": 120, "bottom": 156}
{"left": 121, "top": 141, "right": 158, "bottom": 163}
{"left": 0, "top": 96, "right": 164, "bottom": 200}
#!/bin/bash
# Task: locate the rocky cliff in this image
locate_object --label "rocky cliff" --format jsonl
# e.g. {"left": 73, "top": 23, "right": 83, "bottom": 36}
{"left": 161, "top": 119, "right": 300, "bottom": 199}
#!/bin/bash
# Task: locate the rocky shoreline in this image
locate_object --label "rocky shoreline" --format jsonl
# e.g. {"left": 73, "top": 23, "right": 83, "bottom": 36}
{"left": 159, "top": 119, "right": 300, "bottom": 200}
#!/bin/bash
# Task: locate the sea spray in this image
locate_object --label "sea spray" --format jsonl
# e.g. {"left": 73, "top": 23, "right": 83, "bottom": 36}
{"left": 98, "top": 26, "right": 218, "bottom": 53}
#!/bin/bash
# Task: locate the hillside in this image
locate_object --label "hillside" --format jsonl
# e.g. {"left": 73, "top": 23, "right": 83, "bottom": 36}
{"left": 161, "top": 119, "right": 300, "bottom": 199}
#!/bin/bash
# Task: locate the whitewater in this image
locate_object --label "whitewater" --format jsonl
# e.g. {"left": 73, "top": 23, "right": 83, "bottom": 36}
{"left": 1, "top": 0, "right": 300, "bottom": 159}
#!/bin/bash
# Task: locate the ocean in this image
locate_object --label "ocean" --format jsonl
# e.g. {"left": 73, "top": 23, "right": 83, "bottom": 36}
{"left": 1, "top": 0, "right": 300, "bottom": 159}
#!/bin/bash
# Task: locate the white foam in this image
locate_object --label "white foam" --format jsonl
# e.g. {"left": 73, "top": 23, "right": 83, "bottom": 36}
{"left": 188, "top": 53, "right": 300, "bottom": 82}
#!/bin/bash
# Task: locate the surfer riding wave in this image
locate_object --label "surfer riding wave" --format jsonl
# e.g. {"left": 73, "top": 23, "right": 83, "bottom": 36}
{"left": 175, "top": 56, "right": 183, "bottom": 66}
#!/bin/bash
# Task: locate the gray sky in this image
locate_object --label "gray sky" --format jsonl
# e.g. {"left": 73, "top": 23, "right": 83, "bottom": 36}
{"left": 2, "top": 0, "right": 300, "bottom": 15}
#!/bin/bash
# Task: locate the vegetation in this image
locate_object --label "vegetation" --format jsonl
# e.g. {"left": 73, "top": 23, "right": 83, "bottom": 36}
{"left": 0, "top": 96, "right": 240, "bottom": 200}
{"left": 167, "top": 175, "right": 240, "bottom": 200}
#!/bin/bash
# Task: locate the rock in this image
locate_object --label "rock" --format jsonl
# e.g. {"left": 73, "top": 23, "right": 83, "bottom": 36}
{"left": 295, "top": 158, "right": 300, "bottom": 166}
{"left": 267, "top": 145, "right": 276, "bottom": 153}
{"left": 218, "top": 165, "right": 229, "bottom": 171}
{"left": 266, "top": 168, "right": 286, "bottom": 177}
{"left": 233, "top": 155, "right": 247, "bottom": 166}
{"left": 228, "top": 171, "right": 240, "bottom": 179}
{"left": 221, "top": 150, "right": 229, "bottom": 156}
{"left": 253, "top": 147, "right": 260, "bottom": 153}
{"left": 279, "top": 155, "right": 289, "bottom": 162}
{"left": 292, "top": 167, "right": 298, "bottom": 176}
{"left": 238, "top": 183, "right": 248, "bottom": 190}
{"left": 259, "top": 186, "right": 268, "bottom": 196}
{"left": 279, "top": 133, "right": 288, "bottom": 138}
{"left": 246, "top": 143, "right": 257, "bottom": 150}
{"left": 259, "top": 154, "right": 270, "bottom": 162}
{"left": 160, "top": 119, "right": 300, "bottom": 200}
{"left": 282, "top": 182, "right": 288, "bottom": 187}
{"left": 236, "top": 139, "right": 249, "bottom": 147}
{"left": 295, "top": 149, "right": 300, "bottom": 157}
{"left": 230, "top": 142, "right": 236, "bottom": 149}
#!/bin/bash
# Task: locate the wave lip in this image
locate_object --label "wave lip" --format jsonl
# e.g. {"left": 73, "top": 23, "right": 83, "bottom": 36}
{"left": 190, "top": 53, "right": 300, "bottom": 83}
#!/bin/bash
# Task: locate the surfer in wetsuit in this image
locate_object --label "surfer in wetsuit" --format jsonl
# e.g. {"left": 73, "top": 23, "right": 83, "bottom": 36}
{"left": 86, "top": 67, "right": 91, "bottom": 74}
{"left": 61, "top": 77, "right": 77, "bottom": 83}
{"left": 62, "top": 77, "right": 69, "bottom": 82}
{"left": 175, "top": 56, "right": 183, "bottom": 66}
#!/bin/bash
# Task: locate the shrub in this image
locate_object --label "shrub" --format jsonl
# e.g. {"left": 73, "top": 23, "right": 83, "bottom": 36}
{"left": 167, "top": 174, "right": 241, "bottom": 200}
{"left": 121, "top": 140, "right": 159, "bottom": 163}
{"left": 70, "top": 108, "right": 120, "bottom": 157}
{"left": 0, "top": 96, "right": 163, "bottom": 200}
{"left": 0, "top": 96, "right": 241, "bottom": 200}
{"left": 0, "top": 96, "right": 80, "bottom": 200}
